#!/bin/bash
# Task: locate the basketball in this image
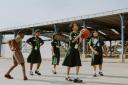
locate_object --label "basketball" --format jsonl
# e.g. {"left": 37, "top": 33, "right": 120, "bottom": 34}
{"left": 80, "top": 28, "right": 91, "bottom": 39}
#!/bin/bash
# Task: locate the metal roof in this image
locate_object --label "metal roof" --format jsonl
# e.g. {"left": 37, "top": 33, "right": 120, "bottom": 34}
{"left": 0, "top": 8, "right": 128, "bottom": 41}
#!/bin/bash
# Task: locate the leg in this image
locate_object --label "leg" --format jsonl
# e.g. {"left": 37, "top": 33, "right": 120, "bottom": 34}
{"left": 93, "top": 65, "right": 96, "bottom": 73}
{"left": 99, "top": 64, "right": 102, "bottom": 71}
{"left": 5, "top": 63, "right": 18, "bottom": 79}
{"left": 67, "top": 66, "right": 70, "bottom": 77}
{"left": 21, "top": 63, "right": 28, "bottom": 80}
{"left": 99, "top": 64, "right": 104, "bottom": 76}
{"left": 36, "top": 63, "right": 41, "bottom": 70}
{"left": 52, "top": 56, "right": 58, "bottom": 73}
{"left": 73, "top": 66, "right": 83, "bottom": 83}
{"left": 30, "top": 63, "right": 33, "bottom": 71}
{"left": 35, "top": 63, "right": 41, "bottom": 75}
{"left": 65, "top": 67, "right": 72, "bottom": 81}
{"left": 92, "top": 65, "right": 97, "bottom": 77}
{"left": 6, "top": 63, "right": 17, "bottom": 75}
{"left": 52, "top": 64, "right": 57, "bottom": 74}
{"left": 30, "top": 63, "right": 34, "bottom": 75}
{"left": 53, "top": 64, "right": 56, "bottom": 70}
{"left": 53, "top": 55, "right": 60, "bottom": 74}
{"left": 5, "top": 57, "right": 18, "bottom": 79}
{"left": 76, "top": 66, "right": 80, "bottom": 76}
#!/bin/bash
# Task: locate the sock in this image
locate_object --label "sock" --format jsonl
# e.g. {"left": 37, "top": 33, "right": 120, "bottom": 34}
{"left": 30, "top": 70, "right": 33, "bottom": 74}
{"left": 93, "top": 70, "right": 96, "bottom": 74}
{"left": 36, "top": 69, "right": 39, "bottom": 72}
{"left": 99, "top": 70, "right": 102, "bottom": 73}
{"left": 66, "top": 74, "right": 70, "bottom": 78}
{"left": 74, "top": 74, "right": 79, "bottom": 79}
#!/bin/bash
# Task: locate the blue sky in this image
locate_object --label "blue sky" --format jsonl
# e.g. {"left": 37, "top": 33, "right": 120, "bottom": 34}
{"left": 0, "top": 0, "right": 128, "bottom": 27}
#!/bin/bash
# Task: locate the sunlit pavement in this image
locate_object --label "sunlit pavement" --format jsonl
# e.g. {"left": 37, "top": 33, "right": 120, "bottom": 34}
{"left": 0, "top": 57, "right": 128, "bottom": 85}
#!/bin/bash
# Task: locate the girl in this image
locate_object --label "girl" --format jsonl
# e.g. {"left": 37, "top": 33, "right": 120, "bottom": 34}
{"left": 27, "top": 29, "right": 44, "bottom": 75}
{"left": 51, "top": 33, "right": 61, "bottom": 74}
{"left": 89, "top": 31, "right": 106, "bottom": 77}
{"left": 4, "top": 31, "right": 28, "bottom": 80}
{"left": 62, "top": 23, "right": 84, "bottom": 83}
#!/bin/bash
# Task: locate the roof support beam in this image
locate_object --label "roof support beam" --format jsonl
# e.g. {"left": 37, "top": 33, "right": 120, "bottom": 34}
{"left": 120, "top": 14, "right": 125, "bottom": 63}
{"left": 0, "top": 34, "right": 3, "bottom": 57}
{"left": 109, "top": 40, "right": 112, "bottom": 58}
{"left": 82, "top": 20, "right": 86, "bottom": 57}
{"left": 32, "top": 28, "right": 34, "bottom": 34}
{"left": 53, "top": 24, "right": 57, "bottom": 33}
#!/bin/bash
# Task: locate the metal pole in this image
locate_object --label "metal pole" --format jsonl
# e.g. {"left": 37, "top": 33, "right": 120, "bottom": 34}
{"left": 83, "top": 39, "right": 85, "bottom": 55}
{"left": 82, "top": 21, "right": 86, "bottom": 57}
{"left": 0, "top": 34, "right": 3, "bottom": 57}
{"left": 14, "top": 31, "right": 17, "bottom": 38}
{"left": 54, "top": 24, "right": 57, "bottom": 33}
{"left": 110, "top": 40, "right": 112, "bottom": 58}
{"left": 120, "top": 14, "right": 125, "bottom": 63}
{"left": 32, "top": 28, "right": 35, "bottom": 36}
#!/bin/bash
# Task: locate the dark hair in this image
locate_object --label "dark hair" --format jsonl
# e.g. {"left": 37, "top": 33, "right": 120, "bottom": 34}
{"left": 17, "top": 30, "right": 24, "bottom": 35}
{"left": 52, "top": 33, "right": 58, "bottom": 39}
{"left": 34, "top": 29, "right": 41, "bottom": 33}
{"left": 92, "top": 30, "right": 99, "bottom": 37}
{"left": 52, "top": 34, "right": 55, "bottom": 39}
{"left": 69, "top": 22, "right": 78, "bottom": 29}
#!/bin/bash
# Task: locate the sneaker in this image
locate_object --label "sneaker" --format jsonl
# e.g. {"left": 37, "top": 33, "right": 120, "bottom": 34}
{"left": 23, "top": 76, "right": 28, "bottom": 80}
{"left": 30, "top": 71, "right": 34, "bottom": 75}
{"left": 5, "top": 74, "right": 13, "bottom": 79}
{"left": 35, "top": 70, "right": 41, "bottom": 75}
{"left": 73, "top": 78, "right": 83, "bottom": 83}
{"left": 93, "top": 73, "right": 97, "bottom": 77}
{"left": 99, "top": 72, "right": 104, "bottom": 76}
{"left": 65, "top": 77, "right": 73, "bottom": 81}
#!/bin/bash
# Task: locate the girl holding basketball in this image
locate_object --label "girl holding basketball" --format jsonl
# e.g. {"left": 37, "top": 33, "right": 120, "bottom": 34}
{"left": 62, "top": 23, "right": 86, "bottom": 83}
{"left": 89, "top": 31, "right": 107, "bottom": 77}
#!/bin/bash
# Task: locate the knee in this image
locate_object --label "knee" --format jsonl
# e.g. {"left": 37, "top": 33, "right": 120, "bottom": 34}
{"left": 21, "top": 63, "right": 25, "bottom": 66}
{"left": 14, "top": 64, "right": 18, "bottom": 67}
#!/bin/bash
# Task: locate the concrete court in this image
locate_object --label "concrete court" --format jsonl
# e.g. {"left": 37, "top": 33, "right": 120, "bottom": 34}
{"left": 0, "top": 58, "right": 128, "bottom": 85}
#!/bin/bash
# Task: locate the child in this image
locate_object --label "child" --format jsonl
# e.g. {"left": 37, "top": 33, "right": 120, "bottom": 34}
{"left": 27, "top": 29, "right": 44, "bottom": 75}
{"left": 51, "top": 33, "right": 61, "bottom": 74}
{"left": 88, "top": 31, "right": 107, "bottom": 77}
{"left": 4, "top": 31, "right": 28, "bottom": 80}
{"left": 62, "top": 23, "right": 84, "bottom": 83}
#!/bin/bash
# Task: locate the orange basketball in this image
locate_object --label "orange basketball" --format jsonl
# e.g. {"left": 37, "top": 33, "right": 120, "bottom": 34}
{"left": 80, "top": 29, "right": 91, "bottom": 39}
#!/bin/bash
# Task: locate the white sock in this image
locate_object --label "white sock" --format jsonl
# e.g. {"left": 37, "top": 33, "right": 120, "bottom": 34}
{"left": 99, "top": 70, "right": 102, "bottom": 73}
{"left": 66, "top": 74, "right": 69, "bottom": 77}
{"left": 73, "top": 73, "right": 79, "bottom": 79}
{"left": 93, "top": 70, "right": 96, "bottom": 74}
{"left": 30, "top": 70, "right": 33, "bottom": 74}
